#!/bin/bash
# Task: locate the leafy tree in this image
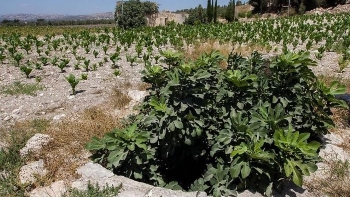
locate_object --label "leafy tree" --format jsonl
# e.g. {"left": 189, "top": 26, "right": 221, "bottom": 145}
{"left": 115, "top": 0, "right": 158, "bottom": 29}
{"left": 225, "top": 0, "right": 236, "bottom": 22}
{"left": 184, "top": 4, "right": 206, "bottom": 25}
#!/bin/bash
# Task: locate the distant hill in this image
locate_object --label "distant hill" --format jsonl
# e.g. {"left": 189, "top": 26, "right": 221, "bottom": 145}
{"left": 0, "top": 12, "right": 115, "bottom": 21}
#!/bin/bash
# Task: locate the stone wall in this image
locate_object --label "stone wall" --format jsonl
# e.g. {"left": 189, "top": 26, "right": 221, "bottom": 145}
{"left": 146, "top": 11, "right": 189, "bottom": 26}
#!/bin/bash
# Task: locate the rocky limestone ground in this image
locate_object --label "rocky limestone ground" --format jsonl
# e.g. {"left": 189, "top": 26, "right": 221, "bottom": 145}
{"left": 307, "top": 2, "right": 350, "bottom": 15}
{"left": 1, "top": 35, "right": 350, "bottom": 196}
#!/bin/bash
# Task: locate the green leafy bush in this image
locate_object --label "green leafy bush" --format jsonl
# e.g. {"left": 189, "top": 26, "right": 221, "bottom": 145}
{"left": 87, "top": 51, "right": 347, "bottom": 196}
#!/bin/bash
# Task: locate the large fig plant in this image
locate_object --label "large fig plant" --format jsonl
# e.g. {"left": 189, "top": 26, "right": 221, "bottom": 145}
{"left": 86, "top": 50, "right": 347, "bottom": 196}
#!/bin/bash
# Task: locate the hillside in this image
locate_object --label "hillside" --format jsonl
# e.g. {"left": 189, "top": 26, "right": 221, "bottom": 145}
{"left": 0, "top": 12, "right": 114, "bottom": 22}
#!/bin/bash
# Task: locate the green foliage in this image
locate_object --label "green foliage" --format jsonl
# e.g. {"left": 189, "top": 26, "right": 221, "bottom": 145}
{"left": 207, "top": 0, "right": 213, "bottom": 23}
{"left": 87, "top": 50, "right": 347, "bottom": 196}
{"left": 159, "top": 50, "right": 183, "bottom": 68}
{"left": 113, "top": 69, "right": 121, "bottom": 77}
{"left": 0, "top": 129, "right": 36, "bottom": 197}
{"left": 65, "top": 74, "right": 79, "bottom": 95}
{"left": 63, "top": 182, "right": 121, "bottom": 197}
{"left": 184, "top": 5, "right": 206, "bottom": 25}
{"left": 20, "top": 65, "right": 33, "bottom": 78}
{"left": 13, "top": 53, "right": 23, "bottom": 67}
{"left": 58, "top": 59, "right": 69, "bottom": 73}
{"left": 115, "top": 0, "right": 158, "bottom": 29}
{"left": 110, "top": 52, "right": 121, "bottom": 68}
{"left": 213, "top": 0, "right": 218, "bottom": 23}
{"left": 225, "top": 0, "right": 235, "bottom": 22}
{"left": 81, "top": 73, "right": 88, "bottom": 80}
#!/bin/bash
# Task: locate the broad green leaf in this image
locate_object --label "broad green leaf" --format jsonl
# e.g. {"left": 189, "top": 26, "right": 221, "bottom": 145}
{"left": 265, "top": 182, "right": 273, "bottom": 197}
{"left": 85, "top": 137, "right": 106, "bottom": 150}
{"left": 107, "top": 150, "right": 128, "bottom": 167}
{"left": 231, "top": 143, "right": 248, "bottom": 157}
{"left": 230, "top": 162, "right": 243, "bottom": 178}
{"left": 174, "top": 120, "right": 184, "bottom": 129}
{"left": 134, "top": 171, "right": 143, "bottom": 179}
{"left": 194, "top": 119, "right": 204, "bottom": 127}
{"left": 241, "top": 163, "right": 251, "bottom": 179}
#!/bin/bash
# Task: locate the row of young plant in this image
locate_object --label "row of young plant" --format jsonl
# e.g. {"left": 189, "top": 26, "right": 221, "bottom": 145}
{"left": 86, "top": 49, "right": 348, "bottom": 196}
{"left": 1, "top": 12, "right": 350, "bottom": 74}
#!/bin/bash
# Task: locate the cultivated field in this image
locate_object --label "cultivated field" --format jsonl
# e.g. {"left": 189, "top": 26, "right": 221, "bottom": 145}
{"left": 0, "top": 12, "right": 350, "bottom": 196}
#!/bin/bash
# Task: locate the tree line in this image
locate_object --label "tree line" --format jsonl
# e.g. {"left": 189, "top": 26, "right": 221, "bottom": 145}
{"left": 184, "top": 0, "right": 237, "bottom": 25}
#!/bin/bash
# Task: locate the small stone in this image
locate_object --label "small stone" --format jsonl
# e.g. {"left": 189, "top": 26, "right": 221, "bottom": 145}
{"left": 11, "top": 114, "right": 19, "bottom": 120}
{"left": 3, "top": 116, "right": 11, "bottom": 121}
{"left": 53, "top": 114, "right": 66, "bottom": 121}
{"left": 68, "top": 95, "right": 75, "bottom": 99}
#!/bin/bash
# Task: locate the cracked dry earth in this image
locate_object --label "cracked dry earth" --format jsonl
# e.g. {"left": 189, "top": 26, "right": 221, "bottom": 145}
{"left": 0, "top": 35, "right": 350, "bottom": 196}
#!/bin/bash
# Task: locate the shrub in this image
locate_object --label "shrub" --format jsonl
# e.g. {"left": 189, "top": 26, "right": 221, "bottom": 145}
{"left": 86, "top": 51, "right": 347, "bottom": 196}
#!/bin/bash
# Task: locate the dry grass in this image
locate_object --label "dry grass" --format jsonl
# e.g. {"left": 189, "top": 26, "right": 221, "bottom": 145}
{"left": 0, "top": 86, "right": 133, "bottom": 191}
{"left": 306, "top": 155, "right": 350, "bottom": 197}
{"left": 109, "top": 87, "right": 132, "bottom": 109}
{"left": 136, "top": 82, "right": 150, "bottom": 91}
{"left": 236, "top": 4, "right": 253, "bottom": 16}
{"left": 183, "top": 40, "right": 267, "bottom": 65}
{"left": 31, "top": 106, "right": 122, "bottom": 185}
{"left": 24, "top": 88, "right": 132, "bottom": 186}
{"left": 331, "top": 108, "right": 350, "bottom": 130}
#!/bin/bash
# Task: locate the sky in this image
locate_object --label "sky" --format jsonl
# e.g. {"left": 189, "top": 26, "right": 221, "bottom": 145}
{"left": 0, "top": 0, "right": 247, "bottom": 15}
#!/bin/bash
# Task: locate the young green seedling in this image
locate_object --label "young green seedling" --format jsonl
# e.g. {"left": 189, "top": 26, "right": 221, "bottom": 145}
{"left": 113, "top": 69, "right": 121, "bottom": 77}
{"left": 84, "top": 59, "right": 90, "bottom": 72}
{"left": 65, "top": 74, "right": 79, "bottom": 95}
{"left": 93, "top": 50, "right": 99, "bottom": 58}
{"left": 81, "top": 73, "right": 88, "bottom": 80}
{"left": 20, "top": 65, "right": 33, "bottom": 78}
{"left": 126, "top": 54, "right": 137, "bottom": 67}
{"left": 58, "top": 59, "right": 69, "bottom": 73}
{"left": 13, "top": 53, "right": 23, "bottom": 67}
{"left": 110, "top": 52, "right": 121, "bottom": 68}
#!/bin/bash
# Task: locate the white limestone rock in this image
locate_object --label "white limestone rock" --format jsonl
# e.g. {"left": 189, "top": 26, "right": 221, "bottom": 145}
{"left": 128, "top": 90, "right": 148, "bottom": 102}
{"left": 30, "top": 180, "right": 67, "bottom": 197}
{"left": 19, "top": 159, "right": 47, "bottom": 184}
{"left": 20, "top": 133, "right": 52, "bottom": 157}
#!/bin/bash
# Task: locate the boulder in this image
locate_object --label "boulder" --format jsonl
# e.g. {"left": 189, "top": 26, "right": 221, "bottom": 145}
{"left": 71, "top": 162, "right": 208, "bottom": 197}
{"left": 30, "top": 180, "right": 67, "bottom": 197}
{"left": 19, "top": 159, "right": 47, "bottom": 184}
{"left": 127, "top": 90, "right": 148, "bottom": 102}
{"left": 319, "top": 144, "right": 350, "bottom": 162}
{"left": 20, "top": 133, "right": 52, "bottom": 157}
